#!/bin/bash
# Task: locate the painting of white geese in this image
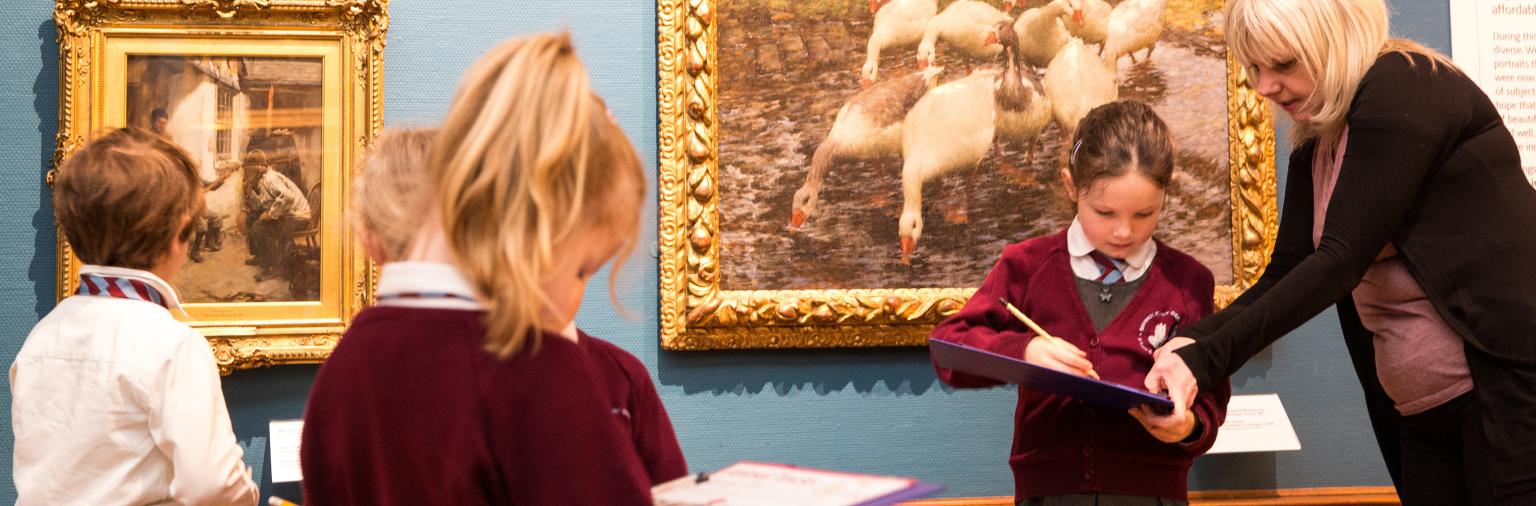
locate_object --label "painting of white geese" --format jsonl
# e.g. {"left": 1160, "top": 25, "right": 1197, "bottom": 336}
{"left": 1044, "top": 36, "right": 1118, "bottom": 155}
{"left": 914, "top": 0, "right": 1009, "bottom": 72}
{"left": 897, "top": 22, "right": 1051, "bottom": 264}
{"left": 1010, "top": 0, "right": 1072, "bottom": 69}
{"left": 791, "top": 66, "right": 944, "bottom": 231}
{"left": 1063, "top": 0, "right": 1112, "bottom": 47}
{"left": 861, "top": 0, "right": 937, "bottom": 88}
{"left": 1102, "top": 0, "right": 1168, "bottom": 66}
{"left": 708, "top": 0, "right": 1239, "bottom": 291}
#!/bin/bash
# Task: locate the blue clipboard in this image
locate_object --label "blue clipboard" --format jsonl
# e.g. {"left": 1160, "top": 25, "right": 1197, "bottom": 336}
{"left": 930, "top": 339, "right": 1173, "bottom": 413}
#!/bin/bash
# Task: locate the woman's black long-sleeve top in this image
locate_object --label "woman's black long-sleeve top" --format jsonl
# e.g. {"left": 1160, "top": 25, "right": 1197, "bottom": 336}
{"left": 1175, "top": 51, "right": 1536, "bottom": 497}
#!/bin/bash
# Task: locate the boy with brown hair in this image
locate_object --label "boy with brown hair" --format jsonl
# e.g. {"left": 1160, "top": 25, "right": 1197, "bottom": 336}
{"left": 11, "top": 128, "right": 258, "bottom": 505}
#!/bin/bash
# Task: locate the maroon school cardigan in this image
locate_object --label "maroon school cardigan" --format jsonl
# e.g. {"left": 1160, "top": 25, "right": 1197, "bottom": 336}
{"left": 930, "top": 230, "right": 1230, "bottom": 502}
{"left": 301, "top": 306, "right": 651, "bottom": 505}
{"left": 577, "top": 329, "right": 689, "bottom": 484}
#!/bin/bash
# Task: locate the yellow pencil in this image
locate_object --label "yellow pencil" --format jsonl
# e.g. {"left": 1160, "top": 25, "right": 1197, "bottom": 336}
{"left": 998, "top": 298, "right": 1100, "bottom": 380}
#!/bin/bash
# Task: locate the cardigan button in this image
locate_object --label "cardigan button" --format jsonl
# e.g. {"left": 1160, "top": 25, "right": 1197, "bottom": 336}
{"left": 1082, "top": 446, "right": 1094, "bottom": 457}
{"left": 1088, "top": 337, "right": 1100, "bottom": 347}
{"left": 1083, "top": 469, "right": 1094, "bottom": 480}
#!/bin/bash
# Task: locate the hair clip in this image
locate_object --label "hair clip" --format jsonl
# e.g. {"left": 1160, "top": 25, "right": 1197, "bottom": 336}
{"left": 1069, "top": 138, "right": 1083, "bottom": 168}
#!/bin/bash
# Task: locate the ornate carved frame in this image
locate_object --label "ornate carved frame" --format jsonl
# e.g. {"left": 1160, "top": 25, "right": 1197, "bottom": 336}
{"left": 658, "top": 0, "right": 1279, "bottom": 350}
{"left": 52, "top": 0, "right": 387, "bottom": 374}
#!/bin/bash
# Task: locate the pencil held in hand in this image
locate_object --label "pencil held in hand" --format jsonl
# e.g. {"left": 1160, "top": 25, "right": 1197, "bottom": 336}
{"left": 999, "top": 298, "right": 1100, "bottom": 380}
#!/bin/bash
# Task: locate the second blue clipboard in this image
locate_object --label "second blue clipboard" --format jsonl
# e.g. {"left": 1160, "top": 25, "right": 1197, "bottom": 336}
{"left": 929, "top": 339, "right": 1174, "bottom": 413}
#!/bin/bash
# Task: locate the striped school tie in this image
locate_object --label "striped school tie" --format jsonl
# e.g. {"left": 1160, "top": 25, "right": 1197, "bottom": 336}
{"left": 1087, "top": 251, "right": 1128, "bottom": 284}
{"left": 77, "top": 273, "right": 168, "bottom": 309}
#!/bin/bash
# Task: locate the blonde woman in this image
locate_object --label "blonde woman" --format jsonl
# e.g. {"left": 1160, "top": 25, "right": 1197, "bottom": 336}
{"left": 301, "top": 32, "right": 656, "bottom": 504}
{"left": 1143, "top": 0, "right": 1536, "bottom": 503}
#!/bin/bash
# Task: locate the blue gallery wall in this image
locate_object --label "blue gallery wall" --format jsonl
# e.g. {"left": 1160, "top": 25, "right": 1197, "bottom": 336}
{"left": 0, "top": 0, "right": 1450, "bottom": 500}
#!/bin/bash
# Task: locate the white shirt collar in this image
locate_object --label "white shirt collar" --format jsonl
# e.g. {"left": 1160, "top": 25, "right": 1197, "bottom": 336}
{"left": 375, "top": 261, "right": 483, "bottom": 310}
{"left": 77, "top": 264, "right": 187, "bottom": 313}
{"left": 1065, "top": 217, "right": 1157, "bottom": 282}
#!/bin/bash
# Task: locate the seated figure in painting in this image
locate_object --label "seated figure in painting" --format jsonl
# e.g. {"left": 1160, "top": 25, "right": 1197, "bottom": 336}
{"left": 241, "top": 148, "right": 311, "bottom": 281}
{"left": 247, "top": 130, "right": 306, "bottom": 192}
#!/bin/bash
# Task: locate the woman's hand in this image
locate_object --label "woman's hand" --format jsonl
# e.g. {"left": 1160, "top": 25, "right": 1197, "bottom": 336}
{"left": 1024, "top": 336, "right": 1098, "bottom": 379}
{"left": 1144, "top": 337, "right": 1199, "bottom": 424}
{"left": 1128, "top": 404, "right": 1197, "bottom": 443}
{"left": 1154, "top": 337, "right": 1195, "bottom": 361}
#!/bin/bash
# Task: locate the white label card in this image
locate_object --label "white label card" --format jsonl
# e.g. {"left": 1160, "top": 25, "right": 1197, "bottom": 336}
{"left": 1206, "top": 394, "right": 1302, "bottom": 454}
{"left": 269, "top": 419, "right": 304, "bottom": 484}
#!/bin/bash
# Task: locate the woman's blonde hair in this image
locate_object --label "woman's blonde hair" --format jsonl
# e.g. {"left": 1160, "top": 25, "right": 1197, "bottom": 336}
{"left": 1226, "top": 0, "right": 1455, "bottom": 146}
{"left": 353, "top": 127, "right": 437, "bottom": 262}
{"left": 433, "top": 32, "right": 644, "bottom": 359}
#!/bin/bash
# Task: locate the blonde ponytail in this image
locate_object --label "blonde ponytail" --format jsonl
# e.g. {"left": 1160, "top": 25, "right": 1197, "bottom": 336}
{"left": 433, "top": 31, "right": 644, "bottom": 359}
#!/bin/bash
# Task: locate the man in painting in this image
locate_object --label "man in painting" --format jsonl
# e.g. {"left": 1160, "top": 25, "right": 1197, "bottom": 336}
{"left": 248, "top": 131, "right": 307, "bottom": 193}
{"left": 152, "top": 105, "right": 235, "bottom": 263}
{"left": 241, "top": 149, "right": 311, "bottom": 280}
{"left": 146, "top": 105, "right": 226, "bottom": 263}
{"left": 188, "top": 162, "right": 234, "bottom": 263}
{"left": 149, "top": 107, "right": 171, "bottom": 140}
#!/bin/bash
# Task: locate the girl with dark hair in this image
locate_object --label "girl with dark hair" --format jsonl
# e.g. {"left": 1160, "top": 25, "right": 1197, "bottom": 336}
{"left": 931, "top": 101, "right": 1230, "bottom": 506}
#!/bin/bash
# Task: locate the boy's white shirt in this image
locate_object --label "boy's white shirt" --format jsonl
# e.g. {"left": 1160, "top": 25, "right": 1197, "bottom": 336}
{"left": 9, "top": 265, "right": 257, "bottom": 506}
{"left": 1065, "top": 217, "right": 1157, "bottom": 282}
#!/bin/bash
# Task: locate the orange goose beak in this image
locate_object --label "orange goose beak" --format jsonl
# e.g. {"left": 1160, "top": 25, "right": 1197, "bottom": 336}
{"left": 984, "top": 31, "right": 999, "bottom": 46}
{"left": 790, "top": 209, "right": 808, "bottom": 231}
{"left": 869, "top": 0, "right": 882, "bottom": 14}
{"left": 1073, "top": 9, "right": 1085, "bottom": 26}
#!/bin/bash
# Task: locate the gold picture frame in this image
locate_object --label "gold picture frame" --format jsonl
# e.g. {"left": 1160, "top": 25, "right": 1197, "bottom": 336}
{"left": 51, "top": 0, "right": 388, "bottom": 373}
{"left": 658, "top": 0, "right": 1279, "bottom": 350}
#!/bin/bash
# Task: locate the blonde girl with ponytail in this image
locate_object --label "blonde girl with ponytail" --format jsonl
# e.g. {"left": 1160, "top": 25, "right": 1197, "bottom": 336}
{"left": 301, "top": 32, "right": 661, "bottom": 504}
{"left": 431, "top": 32, "right": 645, "bottom": 359}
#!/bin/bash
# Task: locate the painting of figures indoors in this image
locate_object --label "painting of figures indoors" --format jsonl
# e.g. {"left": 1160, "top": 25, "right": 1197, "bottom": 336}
{"left": 126, "top": 55, "right": 323, "bottom": 302}
{"left": 717, "top": 0, "right": 1233, "bottom": 291}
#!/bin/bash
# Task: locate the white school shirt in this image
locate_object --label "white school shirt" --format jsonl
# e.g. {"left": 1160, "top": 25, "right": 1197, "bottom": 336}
{"left": 374, "top": 262, "right": 579, "bottom": 340}
{"left": 1065, "top": 217, "right": 1157, "bottom": 282}
{"left": 374, "top": 261, "right": 484, "bottom": 310}
{"left": 10, "top": 265, "right": 258, "bottom": 506}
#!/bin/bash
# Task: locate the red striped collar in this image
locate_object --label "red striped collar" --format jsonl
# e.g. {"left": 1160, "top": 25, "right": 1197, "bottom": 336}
{"left": 74, "top": 265, "right": 185, "bottom": 312}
